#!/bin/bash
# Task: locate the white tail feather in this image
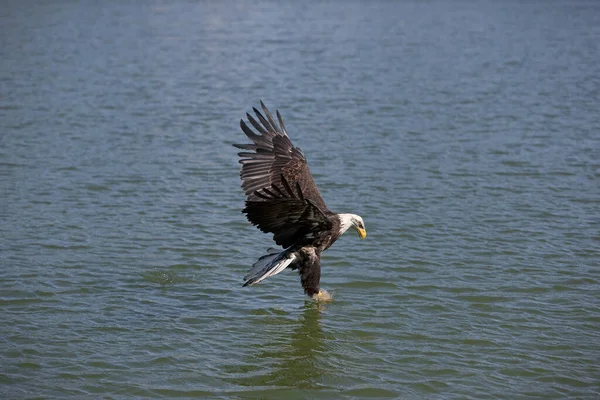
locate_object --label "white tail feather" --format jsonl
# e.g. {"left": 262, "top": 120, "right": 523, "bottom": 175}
{"left": 243, "top": 253, "right": 278, "bottom": 280}
{"left": 243, "top": 249, "right": 296, "bottom": 286}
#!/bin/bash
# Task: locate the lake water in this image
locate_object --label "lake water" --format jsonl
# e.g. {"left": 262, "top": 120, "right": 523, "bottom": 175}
{"left": 1, "top": 0, "right": 599, "bottom": 398}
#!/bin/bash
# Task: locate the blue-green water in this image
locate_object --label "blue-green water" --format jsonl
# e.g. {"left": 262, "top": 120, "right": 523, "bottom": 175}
{"left": 1, "top": 0, "right": 599, "bottom": 398}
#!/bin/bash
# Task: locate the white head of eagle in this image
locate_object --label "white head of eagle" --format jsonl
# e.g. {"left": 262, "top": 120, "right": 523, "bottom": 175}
{"left": 338, "top": 213, "right": 367, "bottom": 239}
{"left": 234, "top": 101, "right": 367, "bottom": 299}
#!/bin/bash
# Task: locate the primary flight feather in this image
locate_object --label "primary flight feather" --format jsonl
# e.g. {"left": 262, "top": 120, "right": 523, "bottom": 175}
{"left": 234, "top": 101, "right": 366, "bottom": 299}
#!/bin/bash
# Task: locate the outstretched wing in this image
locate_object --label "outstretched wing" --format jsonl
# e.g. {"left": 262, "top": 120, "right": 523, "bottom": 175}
{"left": 234, "top": 101, "right": 328, "bottom": 211}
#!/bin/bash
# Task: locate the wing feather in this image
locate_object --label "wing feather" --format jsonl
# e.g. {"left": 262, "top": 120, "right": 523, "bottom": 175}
{"left": 233, "top": 101, "right": 329, "bottom": 210}
{"left": 252, "top": 107, "right": 274, "bottom": 132}
{"left": 246, "top": 113, "right": 268, "bottom": 134}
{"left": 243, "top": 197, "right": 331, "bottom": 248}
{"left": 234, "top": 102, "right": 333, "bottom": 248}
{"left": 260, "top": 100, "right": 279, "bottom": 133}
{"left": 276, "top": 110, "right": 288, "bottom": 136}
{"left": 280, "top": 173, "right": 296, "bottom": 198}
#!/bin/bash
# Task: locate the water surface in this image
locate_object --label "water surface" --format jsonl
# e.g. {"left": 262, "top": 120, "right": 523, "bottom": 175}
{"left": 1, "top": 0, "right": 599, "bottom": 398}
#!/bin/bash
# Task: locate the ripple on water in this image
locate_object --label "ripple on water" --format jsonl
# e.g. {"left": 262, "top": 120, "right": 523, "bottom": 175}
{"left": 2, "top": 0, "right": 600, "bottom": 399}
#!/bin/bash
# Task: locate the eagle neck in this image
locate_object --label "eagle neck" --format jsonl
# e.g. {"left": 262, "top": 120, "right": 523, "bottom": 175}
{"left": 337, "top": 213, "right": 357, "bottom": 236}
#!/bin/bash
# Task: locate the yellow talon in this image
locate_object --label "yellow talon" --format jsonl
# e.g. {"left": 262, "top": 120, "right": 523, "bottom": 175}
{"left": 312, "top": 289, "right": 333, "bottom": 302}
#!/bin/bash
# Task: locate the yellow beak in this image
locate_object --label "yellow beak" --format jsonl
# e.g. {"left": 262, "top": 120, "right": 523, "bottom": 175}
{"left": 357, "top": 227, "right": 367, "bottom": 240}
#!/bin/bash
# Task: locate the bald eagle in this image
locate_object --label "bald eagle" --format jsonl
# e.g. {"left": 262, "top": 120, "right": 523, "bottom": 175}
{"left": 234, "top": 101, "right": 367, "bottom": 299}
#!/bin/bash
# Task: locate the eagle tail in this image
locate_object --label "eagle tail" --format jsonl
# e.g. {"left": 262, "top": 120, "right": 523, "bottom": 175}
{"left": 243, "top": 248, "right": 297, "bottom": 287}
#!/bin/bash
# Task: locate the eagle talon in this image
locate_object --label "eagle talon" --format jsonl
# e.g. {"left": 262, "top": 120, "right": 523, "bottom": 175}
{"left": 312, "top": 289, "right": 333, "bottom": 302}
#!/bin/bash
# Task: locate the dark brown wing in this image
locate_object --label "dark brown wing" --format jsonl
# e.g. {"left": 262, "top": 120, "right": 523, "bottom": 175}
{"left": 242, "top": 177, "right": 333, "bottom": 248}
{"left": 234, "top": 101, "right": 329, "bottom": 211}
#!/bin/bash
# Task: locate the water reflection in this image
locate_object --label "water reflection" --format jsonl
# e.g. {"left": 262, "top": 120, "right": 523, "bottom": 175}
{"left": 230, "top": 301, "right": 331, "bottom": 390}
{"left": 262, "top": 301, "right": 327, "bottom": 389}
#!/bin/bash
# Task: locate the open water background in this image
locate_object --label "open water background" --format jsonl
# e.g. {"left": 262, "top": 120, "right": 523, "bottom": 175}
{"left": 1, "top": 0, "right": 599, "bottom": 398}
